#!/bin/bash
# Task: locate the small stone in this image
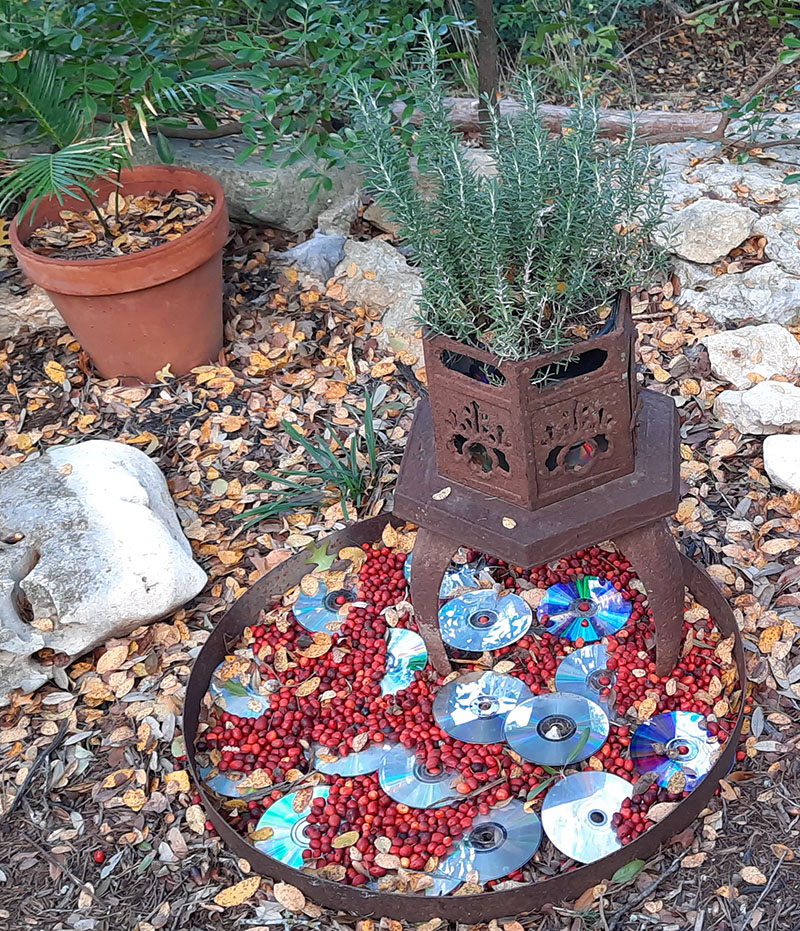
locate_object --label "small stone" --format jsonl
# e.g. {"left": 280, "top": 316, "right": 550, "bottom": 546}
{"left": 713, "top": 379, "right": 800, "bottom": 435}
{"left": 755, "top": 205, "right": 800, "bottom": 276}
{"left": 763, "top": 434, "right": 800, "bottom": 491}
{"left": 275, "top": 232, "right": 346, "bottom": 283}
{"left": 702, "top": 323, "right": 800, "bottom": 389}
{"left": 0, "top": 283, "right": 64, "bottom": 340}
{"left": 316, "top": 193, "right": 361, "bottom": 236}
{"left": 658, "top": 197, "right": 756, "bottom": 263}
{"left": 0, "top": 440, "right": 206, "bottom": 703}
{"left": 682, "top": 262, "right": 800, "bottom": 327}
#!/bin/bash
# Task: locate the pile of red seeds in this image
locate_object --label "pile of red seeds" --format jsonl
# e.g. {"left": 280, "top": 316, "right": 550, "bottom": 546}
{"left": 194, "top": 531, "right": 743, "bottom": 890}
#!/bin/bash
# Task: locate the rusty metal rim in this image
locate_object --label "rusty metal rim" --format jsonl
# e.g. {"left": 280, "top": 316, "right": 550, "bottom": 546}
{"left": 184, "top": 515, "right": 746, "bottom": 921}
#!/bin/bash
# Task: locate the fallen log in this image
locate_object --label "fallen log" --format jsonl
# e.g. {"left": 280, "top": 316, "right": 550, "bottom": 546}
{"left": 390, "top": 96, "right": 722, "bottom": 139}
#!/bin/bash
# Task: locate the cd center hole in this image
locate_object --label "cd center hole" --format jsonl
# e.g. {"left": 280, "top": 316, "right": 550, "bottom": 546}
{"left": 413, "top": 761, "right": 445, "bottom": 783}
{"left": 667, "top": 739, "right": 692, "bottom": 758}
{"left": 478, "top": 698, "right": 495, "bottom": 712}
{"left": 469, "top": 610, "right": 498, "bottom": 629}
{"left": 324, "top": 588, "right": 355, "bottom": 611}
{"left": 589, "top": 809, "right": 606, "bottom": 826}
{"left": 468, "top": 823, "right": 506, "bottom": 851}
{"left": 587, "top": 668, "right": 615, "bottom": 691}
{"left": 537, "top": 714, "right": 577, "bottom": 742}
{"left": 569, "top": 596, "right": 597, "bottom": 617}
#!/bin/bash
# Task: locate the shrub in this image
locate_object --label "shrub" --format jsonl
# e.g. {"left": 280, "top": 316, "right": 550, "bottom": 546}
{"left": 347, "top": 38, "right": 666, "bottom": 362}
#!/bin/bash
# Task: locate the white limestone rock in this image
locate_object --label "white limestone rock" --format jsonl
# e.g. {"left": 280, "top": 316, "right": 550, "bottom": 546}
{"left": 713, "top": 379, "right": 800, "bottom": 435}
{"left": 702, "top": 324, "right": 800, "bottom": 389}
{"left": 754, "top": 205, "right": 800, "bottom": 276}
{"left": 658, "top": 198, "right": 757, "bottom": 263}
{"left": 0, "top": 440, "right": 207, "bottom": 703}
{"left": 681, "top": 262, "right": 800, "bottom": 327}
{"left": 0, "top": 283, "right": 64, "bottom": 340}
{"left": 763, "top": 434, "right": 800, "bottom": 492}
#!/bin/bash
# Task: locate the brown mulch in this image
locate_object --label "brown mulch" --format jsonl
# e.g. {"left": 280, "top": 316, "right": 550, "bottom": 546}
{"left": 25, "top": 190, "right": 215, "bottom": 261}
{"left": 0, "top": 225, "right": 799, "bottom": 930}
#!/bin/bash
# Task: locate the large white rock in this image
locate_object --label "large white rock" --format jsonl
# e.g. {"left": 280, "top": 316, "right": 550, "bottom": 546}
{"left": 0, "top": 440, "right": 207, "bottom": 703}
{"left": 755, "top": 205, "right": 800, "bottom": 276}
{"left": 332, "top": 238, "right": 423, "bottom": 357}
{"left": 681, "top": 262, "right": 800, "bottom": 327}
{"left": 763, "top": 434, "right": 800, "bottom": 492}
{"left": 658, "top": 198, "right": 757, "bottom": 263}
{"left": 713, "top": 379, "right": 800, "bottom": 435}
{"left": 702, "top": 324, "right": 800, "bottom": 389}
{"left": 0, "top": 283, "right": 64, "bottom": 341}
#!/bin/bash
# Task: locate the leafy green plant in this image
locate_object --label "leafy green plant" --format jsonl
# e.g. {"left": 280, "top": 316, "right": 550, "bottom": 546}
{"left": 238, "top": 391, "right": 383, "bottom": 526}
{"left": 346, "top": 31, "right": 666, "bottom": 362}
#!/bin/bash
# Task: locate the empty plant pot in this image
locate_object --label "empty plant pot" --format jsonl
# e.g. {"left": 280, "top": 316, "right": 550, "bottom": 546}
{"left": 10, "top": 164, "right": 229, "bottom": 382}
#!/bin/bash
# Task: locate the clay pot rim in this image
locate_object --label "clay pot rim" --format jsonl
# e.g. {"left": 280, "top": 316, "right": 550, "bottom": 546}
{"left": 10, "top": 163, "right": 227, "bottom": 271}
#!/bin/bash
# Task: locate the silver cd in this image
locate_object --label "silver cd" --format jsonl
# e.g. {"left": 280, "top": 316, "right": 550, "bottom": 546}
{"left": 209, "top": 658, "right": 272, "bottom": 718}
{"left": 199, "top": 763, "right": 263, "bottom": 799}
{"left": 404, "top": 549, "right": 485, "bottom": 599}
{"left": 541, "top": 771, "right": 630, "bottom": 863}
{"left": 381, "top": 628, "right": 428, "bottom": 696}
{"left": 379, "top": 744, "right": 454, "bottom": 809}
{"left": 294, "top": 580, "right": 355, "bottom": 632}
{"left": 433, "top": 670, "right": 532, "bottom": 744}
{"left": 253, "top": 785, "right": 329, "bottom": 868}
{"left": 439, "top": 590, "right": 533, "bottom": 652}
{"left": 555, "top": 643, "right": 616, "bottom": 708}
{"left": 313, "top": 740, "right": 394, "bottom": 776}
{"left": 436, "top": 799, "right": 542, "bottom": 884}
{"left": 503, "top": 693, "right": 609, "bottom": 766}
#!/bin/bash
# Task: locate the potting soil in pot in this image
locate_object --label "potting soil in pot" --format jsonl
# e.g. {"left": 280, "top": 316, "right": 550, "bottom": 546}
{"left": 193, "top": 525, "right": 743, "bottom": 895}
{"left": 25, "top": 189, "right": 215, "bottom": 259}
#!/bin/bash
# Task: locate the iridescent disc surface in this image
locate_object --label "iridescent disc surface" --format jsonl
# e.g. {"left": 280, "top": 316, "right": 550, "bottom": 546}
{"left": 404, "top": 550, "right": 483, "bottom": 599}
{"left": 379, "top": 744, "right": 454, "bottom": 809}
{"left": 555, "top": 643, "right": 615, "bottom": 708}
{"left": 537, "top": 576, "right": 632, "bottom": 641}
{"left": 630, "top": 711, "right": 720, "bottom": 791}
{"left": 381, "top": 628, "right": 428, "bottom": 696}
{"left": 293, "top": 580, "right": 355, "bottom": 633}
{"left": 541, "top": 771, "right": 630, "bottom": 863}
{"left": 433, "top": 670, "right": 532, "bottom": 744}
{"left": 209, "top": 658, "right": 272, "bottom": 718}
{"left": 503, "top": 693, "right": 609, "bottom": 766}
{"left": 254, "top": 786, "right": 329, "bottom": 868}
{"left": 313, "top": 740, "right": 395, "bottom": 777}
{"left": 199, "top": 764, "right": 263, "bottom": 799}
{"left": 439, "top": 590, "right": 533, "bottom": 652}
{"left": 435, "top": 799, "right": 542, "bottom": 884}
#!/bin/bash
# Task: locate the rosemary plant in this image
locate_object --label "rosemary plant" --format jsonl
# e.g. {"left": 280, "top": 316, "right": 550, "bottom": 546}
{"left": 347, "top": 35, "right": 666, "bottom": 362}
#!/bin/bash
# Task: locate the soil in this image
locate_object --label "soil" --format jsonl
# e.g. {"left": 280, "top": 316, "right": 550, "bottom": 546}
{"left": 25, "top": 189, "right": 215, "bottom": 261}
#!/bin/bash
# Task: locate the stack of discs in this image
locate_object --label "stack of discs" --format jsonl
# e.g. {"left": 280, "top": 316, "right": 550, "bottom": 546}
{"left": 537, "top": 576, "right": 631, "bottom": 642}
{"left": 504, "top": 693, "right": 609, "bottom": 766}
{"left": 439, "top": 590, "right": 532, "bottom": 652}
{"left": 541, "top": 771, "right": 630, "bottom": 863}
{"left": 433, "top": 670, "right": 531, "bottom": 744}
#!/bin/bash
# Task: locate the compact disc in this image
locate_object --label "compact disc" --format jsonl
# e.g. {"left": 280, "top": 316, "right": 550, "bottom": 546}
{"left": 379, "top": 744, "right": 454, "bottom": 809}
{"left": 555, "top": 643, "right": 616, "bottom": 707}
{"left": 630, "top": 711, "right": 720, "bottom": 791}
{"left": 293, "top": 580, "right": 355, "bottom": 632}
{"left": 541, "top": 771, "right": 630, "bottom": 863}
{"left": 439, "top": 590, "right": 533, "bottom": 652}
{"left": 404, "top": 550, "right": 483, "bottom": 599}
{"left": 253, "top": 786, "right": 329, "bottom": 868}
{"left": 433, "top": 670, "right": 532, "bottom": 744}
{"left": 381, "top": 628, "right": 428, "bottom": 696}
{"left": 536, "top": 576, "right": 632, "bottom": 641}
{"left": 199, "top": 764, "right": 263, "bottom": 799}
{"left": 209, "top": 658, "right": 272, "bottom": 718}
{"left": 503, "top": 693, "right": 609, "bottom": 766}
{"left": 368, "top": 873, "right": 462, "bottom": 896}
{"left": 435, "top": 799, "right": 542, "bottom": 883}
{"left": 313, "top": 740, "right": 394, "bottom": 777}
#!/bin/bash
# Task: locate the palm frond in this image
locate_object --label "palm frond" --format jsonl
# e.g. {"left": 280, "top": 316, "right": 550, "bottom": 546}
{"left": 3, "top": 55, "right": 84, "bottom": 148}
{"left": 149, "top": 71, "right": 256, "bottom": 114}
{"left": 0, "top": 135, "right": 128, "bottom": 222}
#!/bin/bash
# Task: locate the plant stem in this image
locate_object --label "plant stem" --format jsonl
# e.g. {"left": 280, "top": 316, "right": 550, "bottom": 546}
{"left": 81, "top": 188, "right": 113, "bottom": 238}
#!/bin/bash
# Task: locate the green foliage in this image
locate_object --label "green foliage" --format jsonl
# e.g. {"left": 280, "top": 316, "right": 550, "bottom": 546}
{"left": 238, "top": 391, "right": 383, "bottom": 526}
{"left": 347, "top": 37, "right": 666, "bottom": 362}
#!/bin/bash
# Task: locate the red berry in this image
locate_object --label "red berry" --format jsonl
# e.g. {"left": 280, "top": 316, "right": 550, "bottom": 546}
{"left": 93, "top": 850, "right": 106, "bottom": 864}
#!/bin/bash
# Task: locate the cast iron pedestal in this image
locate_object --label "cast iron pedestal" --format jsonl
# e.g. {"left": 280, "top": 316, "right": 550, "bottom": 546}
{"left": 393, "top": 389, "right": 684, "bottom": 676}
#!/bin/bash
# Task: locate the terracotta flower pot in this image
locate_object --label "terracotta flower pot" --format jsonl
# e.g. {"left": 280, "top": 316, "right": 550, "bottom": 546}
{"left": 10, "top": 164, "right": 229, "bottom": 382}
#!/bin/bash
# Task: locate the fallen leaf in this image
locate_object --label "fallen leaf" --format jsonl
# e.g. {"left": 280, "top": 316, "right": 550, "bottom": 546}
{"left": 44, "top": 360, "right": 66, "bottom": 384}
{"left": 273, "top": 881, "right": 305, "bottom": 911}
{"left": 741, "top": 866, "right": 767, "bottom": 885}
{"left": 213, "top": 876, "right": 261, "bottom": 907}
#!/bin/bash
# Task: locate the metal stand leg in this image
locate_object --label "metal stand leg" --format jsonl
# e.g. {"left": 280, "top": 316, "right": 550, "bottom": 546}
{"left": 617, "top": 520, "right": 685, "bottom": 677}
{"left": 409, "top": 527, "right": 458, "bottom": 676}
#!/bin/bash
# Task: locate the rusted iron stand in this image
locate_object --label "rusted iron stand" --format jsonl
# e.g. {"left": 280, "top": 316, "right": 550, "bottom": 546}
{"left": 393, "top": 389, "right": 683, "bottom": 677}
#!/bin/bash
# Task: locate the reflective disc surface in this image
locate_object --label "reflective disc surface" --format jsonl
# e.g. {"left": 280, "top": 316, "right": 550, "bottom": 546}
{"left": 439, "top": 590, "right": 533, "bottom": 652}
{"left": 378, "top": 744, "right": 454, "bottom": 809}
{"left": 537, "top": 576, "right": 632, "bottom": 641}
{"left": 381, "top": 628, "right": 428, "bottom": 696}
{"left": 433, "top": 670, "right": 532, "bottom": 744}
{"left": 630, "top": 711, "right": 720, "bottom": 791}
{"left": 503, "top": 693, "right": 609, "bottom": 766}
{"left": 254, "top": 786, "right": 329, "bottom": 868}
